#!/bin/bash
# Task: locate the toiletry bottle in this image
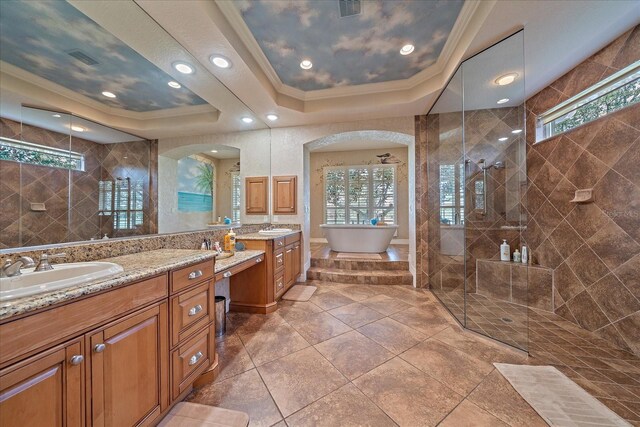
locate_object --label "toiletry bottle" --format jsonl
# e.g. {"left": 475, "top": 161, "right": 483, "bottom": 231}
{"left": 521, "top": 246, "right": 528, "bottom": 264}
{"left": 224, "top": 232, "right": 231, "bottom": 252}
{"left": 500, "top": 240, "right": 510, "bottom": 261}
{"left": 201, "top": 239, "right": 208, "bottom": 250}
{"left": 513, "top": 249, "right": 521, "bottom": 263}
{"left": 229, "top": 228, "right": 236, "bottom": 254}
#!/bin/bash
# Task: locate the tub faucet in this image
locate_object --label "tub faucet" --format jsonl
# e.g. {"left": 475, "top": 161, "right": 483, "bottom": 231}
{"left": 0, "top": 256, "right": 36, "bottom": 278}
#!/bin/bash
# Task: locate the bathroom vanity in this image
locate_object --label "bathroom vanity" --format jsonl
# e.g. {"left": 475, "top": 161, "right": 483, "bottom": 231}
{"left": 0, "top": 250, "right": 218, "bottom": 427}
{"left": 231, "top": 230, "right": 302, "bottom": 313}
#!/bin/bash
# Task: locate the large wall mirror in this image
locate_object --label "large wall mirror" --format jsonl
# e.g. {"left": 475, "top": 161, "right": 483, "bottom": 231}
{"left": 0, "top": 0, "right": 271, "bottom": 251}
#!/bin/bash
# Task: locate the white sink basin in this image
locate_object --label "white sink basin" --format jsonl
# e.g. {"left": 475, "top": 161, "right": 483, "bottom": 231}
{"left": 0, "top": 262, "right": 124, "bottom": 302}
{"left": 258, "top": 228, "right": 293, "bottom": 235}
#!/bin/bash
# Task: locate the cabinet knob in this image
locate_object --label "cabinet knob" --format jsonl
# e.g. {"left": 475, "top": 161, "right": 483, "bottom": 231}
{"left": 189, "top": 351, "right": 204, "bottom": 366}
{"left": 69, "top": 355, "right": 84, "bottom": 365}
{"left": 255, "top": 258, "right": 262, "bottom": 263}
{"left": 223, "top": 271, "right": 232, "bottom": 278}
{"left": 188, "top": 304, "right": 203, "bottom": 316}
{"left": 94, "top": 343, "right": 106, "bottom": 353}
{"left": 188, "top": 270, "right": 203, "bottom": 280}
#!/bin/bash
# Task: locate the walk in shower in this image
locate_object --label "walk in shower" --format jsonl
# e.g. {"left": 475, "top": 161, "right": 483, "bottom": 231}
{"left": 425, "top": 32, "right": 529, "bottom": 350}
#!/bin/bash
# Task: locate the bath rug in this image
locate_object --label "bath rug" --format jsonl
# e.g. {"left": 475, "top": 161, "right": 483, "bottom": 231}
{"left": 282, "top": 285, "right": 317, "bottom": 302}
{"left": 494, "top": 363, "right": 631, "bottom": 426}
{"left": 336, "top": 253, "right": 383, "bottom": 260}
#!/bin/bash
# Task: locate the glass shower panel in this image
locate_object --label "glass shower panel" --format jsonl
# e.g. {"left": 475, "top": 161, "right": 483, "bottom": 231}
{"left": 426, "top": 67, "right": 466, "bottom": 325}
{"left": 462, "top": 31, "right": 528, "bottom": 351}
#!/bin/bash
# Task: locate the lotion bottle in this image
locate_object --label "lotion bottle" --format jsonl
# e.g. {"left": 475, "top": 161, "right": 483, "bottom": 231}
{"left": 513, "top": 249, "right": 521, "bottom": 263}
{"left": 500, "top": 240, "right": 510, "bottom": 261}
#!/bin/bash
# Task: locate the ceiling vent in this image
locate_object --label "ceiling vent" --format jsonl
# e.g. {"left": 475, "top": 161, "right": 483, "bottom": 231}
{"left": 67, "top": 49, "right": 99, "bottom": 66}
{"left": 339, "top": 0, "right": 361, "bottom": 17}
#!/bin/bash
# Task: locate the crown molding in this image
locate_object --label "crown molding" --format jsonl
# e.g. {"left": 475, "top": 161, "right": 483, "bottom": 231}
{"left": 215, "top": 0, "right": 487, "bottom": 103}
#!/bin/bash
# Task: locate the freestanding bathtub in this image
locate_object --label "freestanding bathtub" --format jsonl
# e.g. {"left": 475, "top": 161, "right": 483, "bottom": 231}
{"left": 320, "top": 224, "right": 398, "bottom": 253}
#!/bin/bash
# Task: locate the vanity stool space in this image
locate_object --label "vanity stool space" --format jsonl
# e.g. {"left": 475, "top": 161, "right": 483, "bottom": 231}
{"left": 0, "top": 251, "right": 217, "bottom": 427}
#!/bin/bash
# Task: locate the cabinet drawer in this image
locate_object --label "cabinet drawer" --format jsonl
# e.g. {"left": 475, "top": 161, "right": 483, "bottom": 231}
{"left": 273, "top": 238, "right": 285, "bottom": 250}
{"left": 171, "top": 325, "right": 214, "bottom": 400}
{"left": 170, "top": 281, "right": 214, "bottom": 348}
{"left": 274, "top": 250, "right": 284, "bottom": 272}
{"left": 285, "top": 233, "right": 300, "bottom": 246}
{"left": 274, "top": 272, "right": 285, "bottom": 299}
{"left": 171, "top": 260, "right": 214, "bottom": 294}
{"left": 215, "top": 255, "right": 264, "bottom": 282}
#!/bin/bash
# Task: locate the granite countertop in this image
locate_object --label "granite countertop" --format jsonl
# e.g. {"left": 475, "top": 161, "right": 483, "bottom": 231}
{"left": 0, "top": 249, "right": 216, "bottom": 321}
{"left": 235, "top": 230, "right": 301, "bottom": 240}
{"left": 214, "top": 250, "right": 265, "bottom": 272}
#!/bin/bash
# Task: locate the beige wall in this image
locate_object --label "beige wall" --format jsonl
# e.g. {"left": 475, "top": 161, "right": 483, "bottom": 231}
{"left": 310, "top": 147, "right": 409, "bottom": 239}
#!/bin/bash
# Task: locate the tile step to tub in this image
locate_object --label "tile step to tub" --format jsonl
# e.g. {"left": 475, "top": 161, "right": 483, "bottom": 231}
{"left": 310, "top": 258, "right": 410, "bottom": 271}
{"left": 306, "top": 266, "right": 413, "bottom": 286}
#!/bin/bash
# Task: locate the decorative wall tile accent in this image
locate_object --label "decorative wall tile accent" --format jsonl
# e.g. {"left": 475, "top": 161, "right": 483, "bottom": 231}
{"left": 524, "top": 25, "right": 640, "bottom": 355}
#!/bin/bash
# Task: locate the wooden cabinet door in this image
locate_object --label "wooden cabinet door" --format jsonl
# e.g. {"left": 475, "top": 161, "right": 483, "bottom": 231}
{"left": 293, "top": 243, "right": 301, "bottom": 280}
{"left": 88, "top": 302, "right": 168, "bottom": 427}
{"left": 272, "top": 176, "right": 297, "bottom": 214}
{"left": 0, "top": 338, "right": 84, "bottom": 427}
{"left": 245, "top": 176, "right": 268, "bottom": 214}
{"left": 284, "top": 246, "right": 294, "bottom": 288}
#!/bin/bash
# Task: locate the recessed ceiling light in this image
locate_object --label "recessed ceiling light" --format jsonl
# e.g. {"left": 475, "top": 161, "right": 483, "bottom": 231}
{"left": 495, "top": 73, "right": 518, "bottom": 86}
{"left": 71, "top": 125, "right": 84, "bottom": 132}
{"left": 498, "top": 137, "right": 509, "bottom": 141}
{"left": 241, "top": 117, "right": 253, "bottom": 124}
{"left": 173, "top": 61, "right": 194, "bottom": 74}
{"left": 102, "top": 91, "right": 116, "bottom": 98}
{"left": 300, "top": 59, "right": 312, "bottom": 70}
{"left": 266, "top": 114, "right": 278, "bottom": 121}
{"left": 210, "top": 55, "right": 231, "bottom": 69}
{"left": 497, "top": 98, "right": 510, "bottom": 104}
{"left": 512, "top": 129, "right": 523, "bottom": 134}
{"left": 400, "top": 44, "right": 415, "bottom": 55}
{"left": 168, "top": 81, "right": 181, "bottom": 89}
{"left": 52, "top": 114, "right": 61, "bottom": 118}
{"left": 210, "top": 150, "right": 218, "bottom": 153}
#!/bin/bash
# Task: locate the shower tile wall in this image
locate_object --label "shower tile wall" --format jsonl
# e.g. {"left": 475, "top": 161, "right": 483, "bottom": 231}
{"left": 524, "top": 26, "right": 639, "bottom": 355}
{"left": 0, "top": 118, "right": 158, "bottom": 248}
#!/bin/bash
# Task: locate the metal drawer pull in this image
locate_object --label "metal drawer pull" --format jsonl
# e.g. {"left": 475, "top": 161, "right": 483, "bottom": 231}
{"left": 256, "top": 258, "right": 262, "bottom": 263}
{"left": 94, "top": 343, "right": 106, "bottom": 353}
{"left": 188, "top": 304, "right": 203, "bottom": 316}
{"left": 189, "top": 351, "right": 204, "bottom": 366}
{"left": 188, "top": 270, "right": 203, "bottom": 280}
{"left": 277, "top": 241, "right": 283, "bottom": 246}
{"left": 69, "top": 355, "right": 84, "bottom": 365}
{"left": 223, "top": 271, "right": 232, "bottom": 278}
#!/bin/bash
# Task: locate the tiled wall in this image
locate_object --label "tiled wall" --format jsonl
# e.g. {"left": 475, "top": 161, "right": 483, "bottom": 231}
{"left": 0, "top": 118, "right": 158, "bottom": 248}
{"left": 524, "top": 26, "right": 639, "bottom": 355}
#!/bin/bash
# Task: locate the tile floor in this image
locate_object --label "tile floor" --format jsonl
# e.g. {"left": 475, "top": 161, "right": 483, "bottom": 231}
{"left": 188, "top": 282, "right": 556, "bottom": 426}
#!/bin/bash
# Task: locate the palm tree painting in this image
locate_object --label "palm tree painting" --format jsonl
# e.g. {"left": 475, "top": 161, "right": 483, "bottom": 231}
{"left": 177, "top": 156, "right": 214, "bottom": 212}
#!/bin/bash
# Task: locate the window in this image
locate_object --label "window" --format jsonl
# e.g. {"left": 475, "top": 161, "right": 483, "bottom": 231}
{"left": 537, "top": 60, "right": 639, "bottom": 142}
{"left": 231, "top": 172, "right": 241, "bottom": 223}
{"left": 0, "top": 136, "right": 84, "bottom": 171}
{"left": 324, "top": 165, "right": 396, "bottom": 225}
{"left": 99, "top": 178, "right": 145, "bottom": 231}
{"left": 439, "top": 163, "right": 464, "bottom": 225}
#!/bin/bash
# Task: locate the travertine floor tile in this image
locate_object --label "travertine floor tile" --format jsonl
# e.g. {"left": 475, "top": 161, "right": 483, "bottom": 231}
{"left": 334, "top": 285, "right": 382, "bottom": 301}
{"left": 239, "top": 323, "right": 309, "bottom": 366}
{"left": 257, "top": 347, "right": 347, "bottom": 417}
{"left": 276, "top": 300, "right": 324, "bottom": 323}
{"left": 285, "top": 383, "right": 396, "bottom": 427}
{"left": 389, "top": 305, "right": 451, "bottom": 336}
{"left": 328, "top": 302, "right": 385, "bottom": 328}
{"left": 228, "top": 312, "right": 287, "bottom": 336}
{"left": 358, "top": 317, "right": 426, "bottom": 354}
{"left": 353, "top": 358, "right": 463, "bottom": 426}
{"left": 288, "top": 311, "right": 352, "bottom": 345}
{"left": 400, "top": 339, "right": 495, "bottom": 395}
{"left": 187, "top": 369, "right": 282, "bottom": 427}
{"left": 315, "top": 330, "right": 394, "bottom": 380}
{"left": 360, "top": 294, "right": 413, "bottom": 316}
{"left": 214, "top": 333, "right": 255, "bottom": 382}
{"left": 439, "top": 400, "right": 509, "bottom": 427}
{"left": 309, "top": 291, "right": 355, "bottom": 310}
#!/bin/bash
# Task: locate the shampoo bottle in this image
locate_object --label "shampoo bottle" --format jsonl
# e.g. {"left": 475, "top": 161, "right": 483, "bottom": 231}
{"left": 500, "top": 240, "right": 510, "bottom": 261}
{"left": 521, "top": 246, "right": 528, "bottom": 264}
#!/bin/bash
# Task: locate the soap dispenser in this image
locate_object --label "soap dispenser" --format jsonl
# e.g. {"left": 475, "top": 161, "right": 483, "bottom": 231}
{"left": 500, "top": 240, "right": 510, "bottom": 261}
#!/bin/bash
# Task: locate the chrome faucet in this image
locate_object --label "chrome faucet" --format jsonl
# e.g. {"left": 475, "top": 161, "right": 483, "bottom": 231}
{"left": 0, "top": 256, "right": 36, "bottom": 278}
{"left": 34, "top": 253, "right": 67, "bottom": 272}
